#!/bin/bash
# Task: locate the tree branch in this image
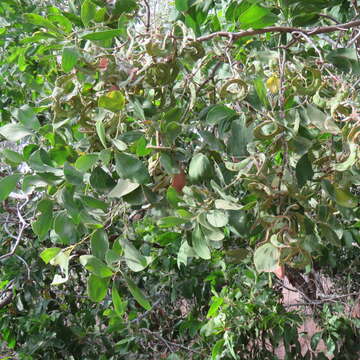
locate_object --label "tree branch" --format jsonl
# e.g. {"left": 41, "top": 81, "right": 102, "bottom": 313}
{"left": 143, "top": 0, "right": 151, "bottom": 33}
{"left": 195, "top": 20, "right": 360, "bottom": 42}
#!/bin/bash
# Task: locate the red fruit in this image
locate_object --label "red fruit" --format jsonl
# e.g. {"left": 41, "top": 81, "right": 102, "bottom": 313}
{"left": 109, "top": 85, "right": 119, "bottom": 91}
{"left": 171, "top": 169, "right": 186, "bottom": 193}
{"left": 274, "top": 265, "right": 285, "bottom": 279}
{"left": 98, "top": 57, "right": 109, "bottom": 70}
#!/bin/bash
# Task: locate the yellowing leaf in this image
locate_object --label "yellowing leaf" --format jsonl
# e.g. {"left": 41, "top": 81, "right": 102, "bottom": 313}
{"left": 266, "top": 76, "right": 280, "bottom": 94}
{"left": 98, "top": 91, "right": 125, "bottom": 112}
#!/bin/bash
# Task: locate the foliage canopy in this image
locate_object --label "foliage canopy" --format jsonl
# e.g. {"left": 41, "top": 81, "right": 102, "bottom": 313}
{"left": 0, "top": 0, "right": 359, "bottom": 359}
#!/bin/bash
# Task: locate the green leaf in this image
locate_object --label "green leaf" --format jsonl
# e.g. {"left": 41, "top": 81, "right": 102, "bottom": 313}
{"left": 202, "top": 225, "right": 225, "bottom": 242}
{"left": 48, "top": 14, "right": 73, "bottom": 33}
{"left": 167, "top": 187, "right": 182, "bottom": 208}
{"left": 24, "top": 13, "right": 62, "bottom": 34}
{"left": 207, "top": 297, "right": 223, "bottom": 318}
{"left": 311, "top": 332, "right": 323, "bottom": 351}
{"left": 189, "top": 153, "right": 211, "bottom": 183}
{"left": 227, "top": 118, "right": 253, "bottom": 157}
{"left": 95, "top": 119, "right": 107, "bottom": 148}
{"left": 64, "top": 162, "right": 83, "bottom": 185}
{"left": 239, "top": 4, "right": 277, "bottom": 29}
{"left": 40, "top": 247, "right": 61, "bottom": 264}
{"left": 206, "top": 210, "right": 228, "bottom": 228}
{"left": 80, "top": 255, "right": 113, "bottom": 278}
{"left": 125, "top": 276, "right": 151, "bottom": 310}
{"left": 90, "top": 166, "right": 116, "bottom": 193}
{"left": 175, "top": 0, "right": 189, "bottom": 12}
{"left": 160, "top": 153, "right": 180, "bottom": 175}
{"left": 98, "top": 90, "right": 125, "bottom": 112}
{"left": 108, "top": 179, "right": 140, "bottom": 198}
{"left": 114, "top": 0, "right": 137, "bottom": 15}
{"left": 13, "top": 105, "right": 40, "bottom": 130}
{"left": 158, "top": 216, "right": 188, "bottom": 228}
{"left": 94, "top": 7, "right": 107, "bottom": 22}
{"left": 296, "top": 153, "right": 314, "bottom": 188}
{"left": 112, "top": 138, "right": 127, "bottom": 151}
{"left": 81, "top": 0, "right": 97, "bottom": 26}
{"left": 322, "top": 180, "right": 358, "bottom": 208}
{"left": 2, "top": 149, "right": 23, "bottom": 165}
{"left": 0, "top": 123, "right": 33, "bottom": 142}
{"left": 115, "top": 152, "right": 150, "bottom": 184}
{"left": 212, "top": 339, "right": 225, "bottom": 360}
{"left": 0, "top": 174, "right": 21, "bottom": 202}
{"left": 32, "top": 199, "right": 53, "bottom": 240}
{"left": 49, "top": 250, "right": 71, "bottom": 285}
{"left": 54, "top": 212, "right": 78, "bottom": 245}
{"left": 335, "top": 143, "right": 358, "bottom": 171}
{"left": 192, "top": 224, "right": 211, "bottom": 260}
{"left": 326, "top": 48, "right": 360, "bottom": 74}
{"left": 215, "top": 199, "right": 243, "bottom": 210}
{"left": 253, "top": 77, "right": 269, "bottom": 108}
{"left": 87, "top": 274, "right": 109, "bottom": 302}
{"left": 120, "top": 239, "right": 151, "bottom": 272}
{"left": 319, "top": 223, "right": 340, "bottom": 247}
{"left": 112, "top": 285, "right": 126, "bottom": 316}
{"left": 82, "top": 29, "right": 124, "bottom": 41}
{"left": 206, "top": 105, "right": 236, "bottom": 125}
{"left": 254, "top": 243, "right": 280, "bottom": 272}
{"left": 135, "top": 137, "right": 152, "bottom": 157}
{"left": 62, "top": 47, "right": 79, "bottom": 73}
{"left": 75, "top": 154, "right": 98, "bottom": 172}
{"left": 304, "top": 104, "right": 340, "bottom": 135}
{"left": 81, "top": 195, "right": 108, "bottom": 211}
{"left": 334, "top": 187, "right": 358, "bottom": 208}
{"left": 91, "top": 229, "right": 109, "bottom": 260}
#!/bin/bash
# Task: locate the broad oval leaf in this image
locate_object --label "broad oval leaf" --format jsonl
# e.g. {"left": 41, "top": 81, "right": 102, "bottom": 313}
{"left": 206, "top": 210, "right": 229, "bottom": 228}
{"left": 62, "top": 47, "right": 79, "bottom": 73}
{"left": 0, "top": 174, "right": 21, "bottom": 202}
{"left": 189, "top": 153, "right": 211, "bottom": 183}
{"left": 192, "top": 224, "right": 211, "bottom": 260}
{"left": 87, "top": 274, "right": 109, "bottom": 302}
{"left": 54, "top": 212, "right": 78, "bottom": 245}
{"left": 112, "top": 285, "right": 126, "bottom": 316}
{"left": 98, "top": 91, "right": 125, "bottom": 112}
{"left": 115, "top": 152, "right": 150, "bottom": 184}
{"left": 0, "top": 124, "right": 33, "bottom": 142}
{"left": 254, "top": 243, "right": 280, "bottom": 272}
{"left": 91, "top": 229, "right": 109, "bottom": 260}
{"left": 75, "top": 154, "right": 98, "bottom": 172}
{"left": 108, "top": 179, "right": 140, "bottom": 198}
{"left": 40, "top": 247, "right": 61, "bottom": 264}
{"left": 81, "top": 0, "right": 97, "bottom": 26}
{"left": 80, "top": 255, "right": 113, "bottom": 278}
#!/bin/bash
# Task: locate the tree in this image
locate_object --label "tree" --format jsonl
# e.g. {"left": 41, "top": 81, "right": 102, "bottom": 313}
{"left": 0, "top": 0, "right": 359, "bottom": 358}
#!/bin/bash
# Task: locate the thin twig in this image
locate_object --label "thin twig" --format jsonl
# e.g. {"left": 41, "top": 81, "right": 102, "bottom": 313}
{"left": 139, "top": 328, "right": 201, "bottom": 354}
{"left": 198, "top": 61, "right": 222, "bottom": 93}
{"left": 278, "top": 47, "right": 286, "bottom": 119}
{"left": 194, "top": 20, "right": 360, "bottom": 42}
{"left": 130, "top": 298, "right": 162, "bottom": 323}
{"left": 15, "top": 254, "right": 31, "bottom": 280}
{"left": 146, "top": 145, "right": 173, "bottom": 151}
{"left": 0, "top": 198, "right": 29, "bottom": 261}
{"left": 318, "top": 13, "right": 340, "bottom": 24}
{"left": 292, "top": 31, "right": 324, "bottom": 62}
